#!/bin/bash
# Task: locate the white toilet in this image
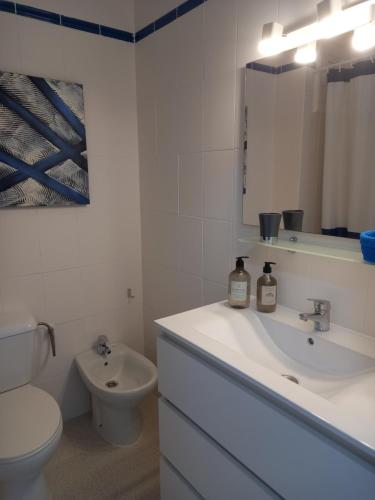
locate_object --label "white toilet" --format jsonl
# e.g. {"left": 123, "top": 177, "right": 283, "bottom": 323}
{"left": 76, "top": 341, "right": 157, "bottom": 446}
{"left": 0, "top": 313, "right": 62, "bottom": 500}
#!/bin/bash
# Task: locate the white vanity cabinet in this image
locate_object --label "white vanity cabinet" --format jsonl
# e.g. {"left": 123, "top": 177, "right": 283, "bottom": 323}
{"left": 157, "top": 334, "right": 375, "bottom": 500}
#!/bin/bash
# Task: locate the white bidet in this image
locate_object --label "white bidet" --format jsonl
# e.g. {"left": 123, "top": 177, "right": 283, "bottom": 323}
{"left": 76, "top": 342, "right": 157, "bottom": 446}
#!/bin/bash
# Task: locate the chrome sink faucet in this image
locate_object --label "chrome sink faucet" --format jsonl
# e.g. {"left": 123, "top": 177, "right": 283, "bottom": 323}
{"left": 96, "top": 335, "right": 112, "bottom": 357}
{"left": 299, "top": 299, "right": 331, "bottom": 332}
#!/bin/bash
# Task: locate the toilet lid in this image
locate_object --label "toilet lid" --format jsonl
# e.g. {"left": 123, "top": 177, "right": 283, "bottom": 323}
{"left": 0, "top": 384, "right": 62, "bottom": 462}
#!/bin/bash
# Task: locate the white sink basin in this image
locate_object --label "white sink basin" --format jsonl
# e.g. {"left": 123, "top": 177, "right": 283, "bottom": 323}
{"left": 156, "top": 300, "right": 375, "bottom": 460}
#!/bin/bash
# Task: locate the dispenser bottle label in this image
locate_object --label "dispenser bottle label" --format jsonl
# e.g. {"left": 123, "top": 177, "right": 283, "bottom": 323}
{"left": 231, "top": 281, "right": 247, "bottom": 301}
{"left": 261, "top": 286, "right": 276, "bottom": 305}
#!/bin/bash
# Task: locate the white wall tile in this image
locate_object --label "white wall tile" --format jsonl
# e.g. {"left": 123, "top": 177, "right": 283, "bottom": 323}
{"left": 43, "top": 268, "right": 85, "bottom": 324}
{"left": 123, "top": 302, "right": 145, "bottom": 353}
{"left": 203, "top": 149, "right": 234, "bottom": 221}
{"left": 175, "top": 7, "right": 204, "bottom": 88}
{"left": 177, "top": 272, "right": 203, "bottom": 312}
{"left": 1, "top": 274, "right": 46, "bottom": 320}
{"left": 204, "top": 0, "right": 237, "bottom": 77}
{"left": 175, "top": 80, "right": 203, "bottom": 154}
{"left": 203, "top": 219, "right": 232, "bottom": 285}
{"left": 0, "top": 210, "right": 42, "bottom": 278}
{"left": 178, "top": 216, "right": 203, "bottom": 276}
{"left": 76, "top": 207, "right": 113, "bottom": 266}
{"left": 173, "top": 10, "right": 204, "bottom": 152}
{"left": 18, "top": 16, "right": 65, "bottom": 79}
{"left": 143, "top": 211, "right": 180, "bottom": 270}
{"left": 308, "top": 257, "right": 368, "bottom": 332}
{"left": 153, "top": 152, "right": 179, "bottom": 214}
{"left": 38, "top": 210, "right": 80, "bottom": 272}
{"left": 203, "top": 279, "right": 227, "bottom": 305}
{"left": 80, "top": 261, "right": 127, "bottom": 318}
{"left": 179, "top": 152, "right": 203, "bottom": 218}
{"left": 202, "top": 70, "right": 236, "bottom": 151}
{"left": 145, "top": 267, "right": 180, "bottom": 322}
{"left": 0, "top": 13, "right": 23, "bottom": 74}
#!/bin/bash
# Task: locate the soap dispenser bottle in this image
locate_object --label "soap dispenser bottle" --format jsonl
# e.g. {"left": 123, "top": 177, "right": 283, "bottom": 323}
{"left": 257, "top": 262, "right": 277, "bottom": 313}
{"left": 228, "top": 256, "right": 250, "bottom": 308}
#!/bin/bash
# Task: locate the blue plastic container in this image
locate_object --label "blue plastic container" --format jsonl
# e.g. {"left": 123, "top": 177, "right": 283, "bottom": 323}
{"left": 360, "top": 231, "right": 375, "bottom": 263}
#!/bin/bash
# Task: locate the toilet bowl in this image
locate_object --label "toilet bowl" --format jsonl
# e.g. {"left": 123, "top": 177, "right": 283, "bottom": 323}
{"left": 0, "top": 384, "right": 62, "bottom": 500}
{"left": 76, "top": 342, "right": 157, "bottom": 446}
{"left": 0, "top": 313, "right": 62, "bottom": 500}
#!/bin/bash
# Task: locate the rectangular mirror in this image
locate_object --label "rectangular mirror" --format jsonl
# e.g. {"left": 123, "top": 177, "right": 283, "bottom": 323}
{"left": 243, "top": 32, "right": 375, "bottom": 239}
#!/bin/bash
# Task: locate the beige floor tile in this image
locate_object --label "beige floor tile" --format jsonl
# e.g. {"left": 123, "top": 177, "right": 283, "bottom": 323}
{"left": 46, "top": 394, "right": 160, "bottom": 500}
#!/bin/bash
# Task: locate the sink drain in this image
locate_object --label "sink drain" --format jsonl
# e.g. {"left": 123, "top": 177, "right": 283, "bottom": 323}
{"left": 281, "top": 374, "right": 299, "bottom": 384}
{"left": 105, "top": 380, "right": 119, "bottom": 388}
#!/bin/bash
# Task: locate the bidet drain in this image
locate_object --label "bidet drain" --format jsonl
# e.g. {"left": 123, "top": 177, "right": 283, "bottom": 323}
{"left": 281, "top": 374, "right": 299, "bottom": 384}
{"left": 105, "top": 380, "right": 119, "bottom": 388}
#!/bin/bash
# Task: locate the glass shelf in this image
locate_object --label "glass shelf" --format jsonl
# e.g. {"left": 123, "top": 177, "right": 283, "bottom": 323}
{"left": 238, "top": 237, "right": 364, "bottom": 264}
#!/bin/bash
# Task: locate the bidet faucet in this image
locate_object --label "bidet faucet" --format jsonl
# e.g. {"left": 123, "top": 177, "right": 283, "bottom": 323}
{"left": 299, "top": 298, "right": 331, "bottom": 332}
{"left": 96, "top": 335, "right": 111, "bottom": 357}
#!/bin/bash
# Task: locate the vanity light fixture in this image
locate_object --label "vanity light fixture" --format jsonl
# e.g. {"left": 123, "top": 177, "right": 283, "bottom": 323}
{"left": 352, "top": 5, "right": 375, "bottom": 51}
{"left": 258, "top": 21, "right": 285, "bottom": 56}
{"left": 258, "top": 0, "right": 375, "bottom": 58}
{"left": 294, "top": 41, "right": 317, "bottom": 64}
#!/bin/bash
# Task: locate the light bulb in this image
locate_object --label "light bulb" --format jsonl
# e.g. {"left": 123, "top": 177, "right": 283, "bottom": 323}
{"left": 352, "top": 23, "right": 375, "bottom": 52}
{"left": 294, "top": 42, "right": 317, "bottom": 64}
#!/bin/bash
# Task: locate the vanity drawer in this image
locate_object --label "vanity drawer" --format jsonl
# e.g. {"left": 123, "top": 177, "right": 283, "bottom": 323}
{"left": 159, "top": 398, "right": 278, "bottom": 500}
{"left": 157, "top": 335, "right": 375, "bottom": 500}
{"left": 160, "top": 457, "right": 202, "bottom": 500}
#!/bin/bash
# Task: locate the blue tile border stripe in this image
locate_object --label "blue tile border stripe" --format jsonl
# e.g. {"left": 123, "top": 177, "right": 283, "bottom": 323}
{"left": 101, "top": 25, "right": 133, "bottom": 43}
{"left": 177, "top": 0, "right": 205, "bottom": 17}
{"left": 0, "top": 1, "right": 134, "bottom": 43}
{"left": 0, "top": 0, "right": 207, "bottom": 44}
{"left": 16, "top": 3, "right": 60, "bottom": 24}
{"left": 246, "top": 61, "right": 300, "bottom": 74}
{"left": 0, "top": 1, "right": 15, "bottom": 13}
{"left": 155, "top": 9, "right": 176, "bottom": 32}
{"left": 135, "top": 22, "right": 154, "bottom": 43}
{"left": 135, "top": 0, "right": 207, "bottom": 43}
{"left": 61, "top": 15, "right": 100, "bottom": 35}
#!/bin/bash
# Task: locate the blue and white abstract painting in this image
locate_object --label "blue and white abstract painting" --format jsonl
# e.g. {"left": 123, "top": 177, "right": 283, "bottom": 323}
{"left": 0, "top": 71, "right": 89, "bottom": 207}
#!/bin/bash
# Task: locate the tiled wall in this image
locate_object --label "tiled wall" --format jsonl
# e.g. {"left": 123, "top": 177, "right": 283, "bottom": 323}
{"left": 0, "top": 0, "right": 142, "bottom": 420}
{"left": 2, "top": 0, "right": 373, "bottom": 419}
{"left": 136, "top": 0, "right": 375, "bottom": 363}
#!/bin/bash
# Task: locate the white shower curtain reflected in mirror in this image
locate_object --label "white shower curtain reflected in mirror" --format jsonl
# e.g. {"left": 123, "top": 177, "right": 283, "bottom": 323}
{"left": 322, "top": 63, "right": 375, "bottom": 238}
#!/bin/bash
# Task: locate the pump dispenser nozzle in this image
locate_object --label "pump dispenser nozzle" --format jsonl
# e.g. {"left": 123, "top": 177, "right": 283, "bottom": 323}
{"left": 236, "top": 256, "right": 249, "bottom": 269}
{"left": 263, "top": 261, "right": 276, "bottom": 273}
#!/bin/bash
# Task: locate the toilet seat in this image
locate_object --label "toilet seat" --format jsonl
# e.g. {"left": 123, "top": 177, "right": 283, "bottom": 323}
{"left": 0, "top": 385, "right": 62, "bottom": 463}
